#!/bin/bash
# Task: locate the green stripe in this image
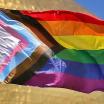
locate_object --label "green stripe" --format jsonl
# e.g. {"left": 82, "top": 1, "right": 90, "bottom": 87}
{"left": 55, "top": 49, "right": 104, "bottom": 64}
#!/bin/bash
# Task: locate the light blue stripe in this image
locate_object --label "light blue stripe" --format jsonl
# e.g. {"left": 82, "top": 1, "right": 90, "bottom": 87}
{"left": 0, "top": 11, "right": 41, "bottom": 81}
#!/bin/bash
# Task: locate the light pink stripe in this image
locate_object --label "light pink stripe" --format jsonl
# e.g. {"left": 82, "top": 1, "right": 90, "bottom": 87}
{"left": 0, "top": 20, "right": 28, "bottom": 73}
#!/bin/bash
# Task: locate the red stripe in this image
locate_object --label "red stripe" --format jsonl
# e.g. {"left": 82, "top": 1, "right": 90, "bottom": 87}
{"left": 21, "top": 10, "right": 104, "bottom": 25}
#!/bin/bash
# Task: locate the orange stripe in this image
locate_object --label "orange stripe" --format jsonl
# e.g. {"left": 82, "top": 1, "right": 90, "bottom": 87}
{"left": 39, "top": 21, "right": 104, "bottom": 36}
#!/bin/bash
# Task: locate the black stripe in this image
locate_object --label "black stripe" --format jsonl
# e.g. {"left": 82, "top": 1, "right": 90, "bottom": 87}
{"left": 9, "top": 10, "right": 65, "bottom": 84}
{"left": 12, "top": 51, "right": 51, "bottom": 84}
{"left": 10, "top": 10, "right": 64, "bottom": 53}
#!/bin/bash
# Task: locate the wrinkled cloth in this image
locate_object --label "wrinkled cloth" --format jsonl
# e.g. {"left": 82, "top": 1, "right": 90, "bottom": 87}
{"left": 1, "top": 9, "right": 104, "bottom": 93}
{"left": 0, "top": 11, "right": 42, "bottom": 81}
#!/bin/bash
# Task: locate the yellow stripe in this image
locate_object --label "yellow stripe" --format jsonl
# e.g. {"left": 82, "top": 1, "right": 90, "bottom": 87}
{"left": 53, "top": 35, "right": 104, "bottom": 50}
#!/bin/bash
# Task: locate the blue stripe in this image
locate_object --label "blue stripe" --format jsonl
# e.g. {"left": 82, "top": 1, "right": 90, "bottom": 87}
{"left": 0, "top": 11, "right": 41, "bottom": 81}
{"left": 38, "top": 57, "right": 104, "bottom": 79}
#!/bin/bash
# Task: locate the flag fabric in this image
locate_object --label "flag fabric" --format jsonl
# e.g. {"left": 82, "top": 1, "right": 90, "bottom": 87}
{"left": 20, "top": 10, "right": 104, "bottom": 93}
{"left": 0, "top": 10, "right": 41, "bottom": 82}
{"left": 1, "top": 9, "right": 104, "bottom": 93}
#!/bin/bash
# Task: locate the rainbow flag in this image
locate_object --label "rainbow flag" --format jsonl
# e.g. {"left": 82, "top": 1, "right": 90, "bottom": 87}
{"left": 20, "top": 10, "right": 104, "bottom": 93}
{"left": 1, "top": 9, "right": 104, "bottom": 93}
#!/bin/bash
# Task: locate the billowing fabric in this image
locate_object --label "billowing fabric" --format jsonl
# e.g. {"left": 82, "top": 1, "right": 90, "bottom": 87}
{"left": 0, "top": 11, "right": 41, "bottom": 81}
{"left": 0, "top": 23, "right": 21, "bottom": 73}
{"left": 20, "top": 10, "right": 104, "bottom": 93}
{"left": 1, "top": 9, "right": 104, "bottom": 93}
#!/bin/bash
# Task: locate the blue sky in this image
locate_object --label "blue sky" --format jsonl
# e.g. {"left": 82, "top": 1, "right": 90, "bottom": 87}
{"left": 75, "top": 0, "right": 104, "bottom": 19}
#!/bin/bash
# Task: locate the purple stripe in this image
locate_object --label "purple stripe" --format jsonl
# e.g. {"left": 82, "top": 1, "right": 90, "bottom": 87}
{"left": 25, "top": 72, "right": 104, "bottom": 93}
